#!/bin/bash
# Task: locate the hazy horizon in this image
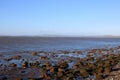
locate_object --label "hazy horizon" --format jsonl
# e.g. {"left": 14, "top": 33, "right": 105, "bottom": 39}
{"left": 1, "top": 34, "right": 120, "bottom": 38}
{"left": 1, "top": 0, "right": 120, "bottom": 36}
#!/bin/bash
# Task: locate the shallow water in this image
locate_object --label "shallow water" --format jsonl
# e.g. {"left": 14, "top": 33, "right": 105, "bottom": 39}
{"left": 0, "top": 37, "right": 120, "bottom": 53}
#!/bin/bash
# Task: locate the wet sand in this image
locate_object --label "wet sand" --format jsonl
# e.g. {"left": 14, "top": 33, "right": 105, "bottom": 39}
{"left": 0, "top": 46, "right": 120, "bottom": 80}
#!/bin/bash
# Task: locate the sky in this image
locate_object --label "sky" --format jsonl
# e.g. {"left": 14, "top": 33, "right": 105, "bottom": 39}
{"left": 0, "top": 0, "right": 120, "bottom": 36}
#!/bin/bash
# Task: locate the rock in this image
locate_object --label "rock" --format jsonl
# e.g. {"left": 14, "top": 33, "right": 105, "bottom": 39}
{"left": 76, "top": 51, "right": 82, "bottom": 54}
{"left": 95, "top": 74, "right": 103, "bottom": 80}
{"left": 4, "top": 58, "right": 12, "bottom": 61}
{"left": 58, "top": 68, "right": 65, "bottom": 72}
{"left": 104, "top": 67, "right": 111, "bottom": 75}
{"left": 59, "top": 62, "right": 68, "bottom": 69}
{"left": 29, "top": 61, "right": 40, "bottom": 67}
{"left": 80, "top": 68, "right": 89, "bottom": 78}
{"left": 22, "top": 61, "right": 28, "bottom": 68}
{"left": 39, "top": 56, "right": 48, "bottom": 60}
{"left": 49, "top": 66, "right": 55, "bottom": 73}
{"left": 8, "top": 63, "right": 17, "bottom": 67}
{"left": 64, "top": 51, "right": 69, "bottom": 54}
{"left": 11, "top": 55, "right": 22, "bottom": 60}
{"left": 57, "top": 72, "right": 63, "bottom": 77}
{"left": 32, "top": 52, "right": 38, "bottom": 56}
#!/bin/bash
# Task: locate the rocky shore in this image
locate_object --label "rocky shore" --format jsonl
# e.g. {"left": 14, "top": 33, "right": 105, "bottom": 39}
{"left": 0, "top": 46, "right": 120, "bottom": 80}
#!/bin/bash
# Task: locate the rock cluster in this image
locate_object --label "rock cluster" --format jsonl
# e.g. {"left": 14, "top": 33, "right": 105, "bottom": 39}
{"left": 0, "top": 46, "right": 120, "bottom": 80}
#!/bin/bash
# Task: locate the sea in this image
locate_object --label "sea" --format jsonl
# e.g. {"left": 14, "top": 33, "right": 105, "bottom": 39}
{"left": 0, "top": 37, "right": 120, "bottom": 53}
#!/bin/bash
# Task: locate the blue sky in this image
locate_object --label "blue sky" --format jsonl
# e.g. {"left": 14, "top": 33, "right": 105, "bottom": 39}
{"left": 0, "top": 0, "right": 120, "bottom": 36}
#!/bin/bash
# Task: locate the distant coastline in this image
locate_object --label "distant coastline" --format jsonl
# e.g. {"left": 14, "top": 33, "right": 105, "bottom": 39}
{"left": 0, "top": 35, "right": 120, "bottom": 38}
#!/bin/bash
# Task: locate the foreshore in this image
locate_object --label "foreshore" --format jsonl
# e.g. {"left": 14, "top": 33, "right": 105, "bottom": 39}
{"left": 0, "top": 46, "right": 120, "bottom": 80}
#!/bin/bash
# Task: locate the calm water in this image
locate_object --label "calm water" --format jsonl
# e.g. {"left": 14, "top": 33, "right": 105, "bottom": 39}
{"left": 0, "top": 37, "right": 120, "bottom": 53}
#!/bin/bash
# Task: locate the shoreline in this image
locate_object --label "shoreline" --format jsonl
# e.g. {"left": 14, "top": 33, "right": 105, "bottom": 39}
{"left": 0, "top": 46, "right": 120, "bottom": 80}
